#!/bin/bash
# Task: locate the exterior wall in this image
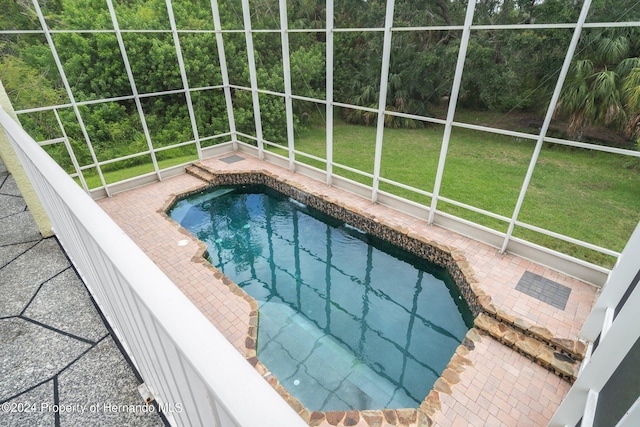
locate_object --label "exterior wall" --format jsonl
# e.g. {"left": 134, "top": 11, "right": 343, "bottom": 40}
{"left": 0, "top": 81, "right": 53, "bottom": 237}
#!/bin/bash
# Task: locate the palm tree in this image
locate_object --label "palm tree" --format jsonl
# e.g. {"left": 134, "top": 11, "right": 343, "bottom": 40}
{"left": 555, "top": 29, "right": 640, "bottom": 142}
{"left": 621, "top": 61, "right": 640, "bottom": 142}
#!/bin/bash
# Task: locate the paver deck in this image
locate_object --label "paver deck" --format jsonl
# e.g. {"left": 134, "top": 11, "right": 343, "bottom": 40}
{"left": 97, "top": 153, "right": 598, "bottom": 426}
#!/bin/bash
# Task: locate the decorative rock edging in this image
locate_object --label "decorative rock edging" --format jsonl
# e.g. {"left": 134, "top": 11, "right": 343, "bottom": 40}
{"left": 164, "top": 164, "right": 486, "bottom": 426}
{"left": 245, "top": 328, "right": 486, "bottom": 427}
{"left": 186, "top": 163, "right": 483, "bottom": 317}
{"left": 159, "top": 185, "right": 262, "bottom": 361}
{"left": 163, "top": 161, "right": 586, "bottom": 426}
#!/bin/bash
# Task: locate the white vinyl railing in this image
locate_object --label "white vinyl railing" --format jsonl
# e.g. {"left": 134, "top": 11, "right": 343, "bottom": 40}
{"left": 0, "top": 106, "right": 306, "bottom": 427}
{"left": 547, "top": 221, "right": 640, "bottom": 427}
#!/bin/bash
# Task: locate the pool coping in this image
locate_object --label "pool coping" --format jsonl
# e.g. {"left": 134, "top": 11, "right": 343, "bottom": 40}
{"left": 159, "top": 163, "right": 587, "bottom": 426}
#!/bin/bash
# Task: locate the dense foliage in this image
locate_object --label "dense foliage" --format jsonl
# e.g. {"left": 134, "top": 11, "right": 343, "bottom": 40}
{"left": 1, "top": 0, "right": 639, "bottom": 174}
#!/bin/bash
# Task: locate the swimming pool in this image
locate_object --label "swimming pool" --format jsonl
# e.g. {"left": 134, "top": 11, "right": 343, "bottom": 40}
{"left": 169, "top": 184, "right": 473, "bottom": 411}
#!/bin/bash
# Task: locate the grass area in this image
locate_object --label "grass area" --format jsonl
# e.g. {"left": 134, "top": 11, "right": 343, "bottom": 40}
{"left": 514, "top": 147, "right": 639, "bottom": 266}
{"left": 272, "top": 120, "right": 639, "bottom": 268}
{"left": 80, "top": 154, "right": 198, "bottom": 189}
{"left": 77, "top": 117, "right": 638, "bottom": 268}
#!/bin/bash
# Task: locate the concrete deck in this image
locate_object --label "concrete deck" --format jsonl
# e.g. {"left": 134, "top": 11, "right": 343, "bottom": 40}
{"left": 0, "top": 158, "right": 166, "bottom": 427}
{"left": 97, "top": 153, "right": 598, "bottom": 427}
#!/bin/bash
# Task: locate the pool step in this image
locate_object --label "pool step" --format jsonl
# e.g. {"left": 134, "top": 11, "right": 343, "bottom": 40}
{"left": 474, "top": 313, "right": 582, "bottom": 383}
{"left": 186, "top": 163, "right": 215, "bottom": 183}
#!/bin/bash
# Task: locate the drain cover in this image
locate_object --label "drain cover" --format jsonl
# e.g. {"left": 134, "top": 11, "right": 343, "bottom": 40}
{"left": 515, "top": 271, "right": 571, "bottom": 310}
{"left": 219, "top": 155, "right": 245, "bottom": 164}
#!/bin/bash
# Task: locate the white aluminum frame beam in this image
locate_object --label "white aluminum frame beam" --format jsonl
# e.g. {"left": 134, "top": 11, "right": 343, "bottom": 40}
{"left": 31, "top": 0, "right": 110, "bottom": 196}
{"left": 53, "top": 109, "right": 88, "bottom": 191}
{"left": 427, "top": 0, "right": 476, "bottom": 224}
{"left": 4, "top": 20, "right": 636, "bottom": 36}
{"left": 279, "top": 0, "right": 296, "bottom": 171}
{"left": 106, "top": 0, "right": 161, "bottom": 182}
{"left": 210, "top": 0, "right": 238, "bottom": 150}
{"left": 500, "top": 0, "right": 593, "bottom": 254}
{"left": 371, "top": 0, "right": 396, "bottom": 203}
{"left": 241, "top": 0, "right": 265, "bottom": 160}
{"left": 166, "top": 0, "right": 203, "bottom": 160}
{"left": 325, "top": 0, "right": 334, "bottom": 186}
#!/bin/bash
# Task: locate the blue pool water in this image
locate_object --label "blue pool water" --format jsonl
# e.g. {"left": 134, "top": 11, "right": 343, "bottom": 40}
{"left": 169, "top": 185, "right": 473, "bottom": 411}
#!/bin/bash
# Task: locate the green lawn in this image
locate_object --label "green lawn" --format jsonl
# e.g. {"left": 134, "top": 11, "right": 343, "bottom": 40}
{"left": 79, "top": 154, "right": 198, "bottom": 188}
{"left": 277, "top": 121, "right": 640, "bottom": 268}
{"left": 79, "top": 121, "right": 638, "bottom": 268}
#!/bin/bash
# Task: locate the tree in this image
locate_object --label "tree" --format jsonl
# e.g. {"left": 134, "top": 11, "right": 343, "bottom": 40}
{"left": 556, "top": 28, "right": 640, "bottom": 141}
{"left": 2, "top": 0, "right": 639, "bottom": 152}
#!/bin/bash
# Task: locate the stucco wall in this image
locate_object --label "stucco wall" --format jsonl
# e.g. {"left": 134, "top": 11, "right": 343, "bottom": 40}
{"left": 0, "top": 80, "right": 53, "bottom": 237}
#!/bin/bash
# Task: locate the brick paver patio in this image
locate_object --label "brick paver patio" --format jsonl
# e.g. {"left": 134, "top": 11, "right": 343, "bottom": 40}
{"left": 97, "top": 153, "right": 597, "bottom": 426}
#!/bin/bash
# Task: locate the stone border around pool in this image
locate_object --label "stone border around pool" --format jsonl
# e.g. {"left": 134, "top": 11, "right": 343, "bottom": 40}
{"left": 160, "top": 164, "right": 587, "bottom": 426}
{"left": 187, "top": 168, "right": 485, "bottom": 314}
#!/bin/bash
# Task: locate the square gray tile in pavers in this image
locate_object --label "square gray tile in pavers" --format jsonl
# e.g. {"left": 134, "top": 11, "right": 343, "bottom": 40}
{"left": 219, "top": 154, "right": 245, "bottom": 164}
{"left": 515, "top": 271, "right": 571, "bottom": 310}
